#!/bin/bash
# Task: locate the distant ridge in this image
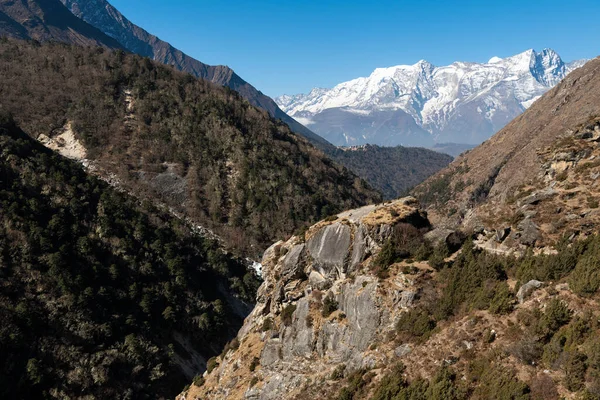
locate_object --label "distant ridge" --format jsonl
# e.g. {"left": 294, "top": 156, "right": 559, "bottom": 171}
{"left": 0, "top": 0, "right": 123, "bottom": 48}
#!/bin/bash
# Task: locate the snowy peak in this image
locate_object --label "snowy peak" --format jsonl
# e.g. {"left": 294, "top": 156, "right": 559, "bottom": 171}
{"left": 530, "top": 48, "right": 566, "bottom": 86}
{"left": 276, "top": 49, "right": 588, "bottom": 147}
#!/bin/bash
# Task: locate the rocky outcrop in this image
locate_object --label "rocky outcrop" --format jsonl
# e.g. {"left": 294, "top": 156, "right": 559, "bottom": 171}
{"left": 183, "top": 198, "right": 431, "bottom": 400}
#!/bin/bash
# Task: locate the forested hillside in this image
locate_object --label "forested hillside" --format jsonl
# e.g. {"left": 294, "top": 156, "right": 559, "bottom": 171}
{"left": 330, "top": 145, "right": 453, "bottom": 199}
{"left": 0, "top": 115, "right": 259, "bottom": 399}
{"left": 0, "top": 39, "right": 380, "bottom": 255}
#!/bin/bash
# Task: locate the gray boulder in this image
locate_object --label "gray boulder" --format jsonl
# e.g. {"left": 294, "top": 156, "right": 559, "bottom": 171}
{"left": 260, "top": 339, "right": 283, "bottom": 367}
{"left": 399, "top": 291, "right": 416, "bottom": 309}
{"left": 308, "top": 270, "right": 329, "bottom": 290}
{"left": 423, "top": 228, "right": 455, "bottom": 247}
{"left": 517, "top": 219, "right": 541, "bottom": 246}
{"left": 517, "top": 280, "right": 543, "bottom": 304}
{"left": 394, "top": 344, "right": 412, "bottom": 358}
{"left": 518, "top": 188, "right": 557, "bottom": 207}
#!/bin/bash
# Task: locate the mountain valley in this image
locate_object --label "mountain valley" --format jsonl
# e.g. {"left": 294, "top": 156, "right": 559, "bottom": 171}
{"left": 0, "top": 115, "right": 259, "bottom": 399}
{"left": 0, "top": 1, "right": 599, "bottom": 400}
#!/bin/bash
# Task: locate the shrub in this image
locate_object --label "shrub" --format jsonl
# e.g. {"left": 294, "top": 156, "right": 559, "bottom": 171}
{"left": 529, "top": 374, "right": 558, "bottom": 400}
{"left": 542, "top": 315, "right": 593, "bottom": 367}
{"left": 563, "top": 351, "right": 587, "bottom": 392}
{"left": 281, "top": 304, "right": 297, "bottom": 326}
{"left": 330, "top": 364, "right": 346, "bottom": 380}
{"left": 569, "top": 253, "right": 600, "bottom": 296}
{"left": 336, "top": 369, "right": 368, "bottom": 400}
{"left": 373, "top": 224, "right": 429, "bottom": 272}
{"left": 192, "top": 375, "right": 205, "bottom": 387}
{"left": 26, "top": 358, "right": 43, "bottom": 385}
{"left": 262, "top": 317, "right": 274, "bottom": 332}
{"left": 539, "top": 299, "right": 572, "bottom": 338}
{"left": 322, "top": 294, "right": 339, "bottom": 318}
{"left": 306, "top": 314, "right": 313, "bottom": 327}
{"left": 206, "top": 357, "right": 218, "bottom": 374}
{"left": 428, "top": 243, "right": 449, "bottom": 270}
{"left": 414, "top": 242, "right": 433, "bottom": 261}
{"left": 433, "top": 242, "right": 507, "bottom": 320}
{"left": 396, "top": 308, "right": 436, "bottom": 344}
{"left": 556, "top": 171, "right": 568, "bottom": 181}
{"left": 370, "top": 364, "right": 406, "bottom": 400}
{"left": 374, "top": 239, "right": 398, "bottom": 269}
{"left": 508, "top": 337, "right": 543, "bottom": 365}
{"left": 488, "top": 282, "right": 514, "bottom": 315}
{"left": 425, "top": 366, "right": 464, "bottom": 400}
{"left": 249, "top": 356, "right": 259, "bottom": 372}
{"left": 468, "top": 359, "right": 529, "bottom": 400}
{"left": 221, "top": 338, "right": 239, "bottom": 356}
{"left": 250, "top": 376, "right": 259, "bottom": 387}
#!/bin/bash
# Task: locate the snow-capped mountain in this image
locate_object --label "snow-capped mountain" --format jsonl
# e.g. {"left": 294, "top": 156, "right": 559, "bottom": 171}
{"left": 276, "top": 49, "right": 588, "bottom": 147}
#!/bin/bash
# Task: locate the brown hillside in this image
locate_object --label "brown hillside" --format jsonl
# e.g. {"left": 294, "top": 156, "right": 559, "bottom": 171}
{"left": 414, "top": 56, "right": 600, "bottom": 246}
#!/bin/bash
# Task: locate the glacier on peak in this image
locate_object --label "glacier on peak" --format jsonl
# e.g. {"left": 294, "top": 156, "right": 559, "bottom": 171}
{"left": 278, "top": 49, "right": 587, "bottom": 147}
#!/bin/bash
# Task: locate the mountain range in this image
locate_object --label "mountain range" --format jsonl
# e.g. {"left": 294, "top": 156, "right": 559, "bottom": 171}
{"left": 277, "top": 50, "right": 587, "bottom": 147}
{"left": 58, "top": 0, "right": 331, "bottom": 149}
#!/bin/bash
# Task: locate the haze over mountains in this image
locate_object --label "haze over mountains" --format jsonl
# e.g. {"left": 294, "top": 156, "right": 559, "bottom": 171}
{"left": 277, "top": 49, "right": 587, "bottom": 147}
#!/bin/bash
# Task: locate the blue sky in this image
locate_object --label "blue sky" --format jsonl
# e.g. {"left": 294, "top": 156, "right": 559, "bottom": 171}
{"left": 110, "top": 0, "right": 599, "bottom": 97}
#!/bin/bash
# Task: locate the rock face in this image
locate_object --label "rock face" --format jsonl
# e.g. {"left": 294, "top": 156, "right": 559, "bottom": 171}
{"left": 306, "top": 223, "right": 352, "bottom": 278}
{"left": 183, "top": 198, "right": 431, "bottom": 400}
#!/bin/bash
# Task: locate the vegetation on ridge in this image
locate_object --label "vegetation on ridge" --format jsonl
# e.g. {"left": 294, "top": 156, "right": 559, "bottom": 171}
{"left": 328, "top": 145, "right": 453, "bottom": 200}
{"left": 327, "top": 232, "right": 600, "bottom": 400}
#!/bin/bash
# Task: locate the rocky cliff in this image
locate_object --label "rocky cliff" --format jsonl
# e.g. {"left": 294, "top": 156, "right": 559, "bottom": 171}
{"left": 182, "top": 197, "right": 432, "bottom": 399}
